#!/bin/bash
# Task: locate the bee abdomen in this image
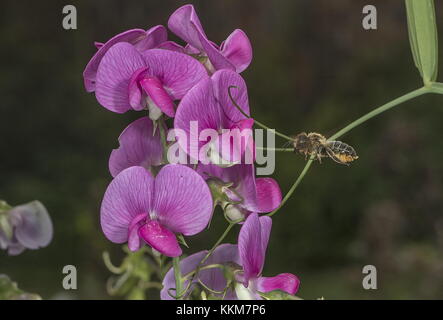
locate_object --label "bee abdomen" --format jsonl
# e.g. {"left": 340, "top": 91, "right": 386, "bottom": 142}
{"left": 327, "top": 140, "right": 358, "bottom": 161}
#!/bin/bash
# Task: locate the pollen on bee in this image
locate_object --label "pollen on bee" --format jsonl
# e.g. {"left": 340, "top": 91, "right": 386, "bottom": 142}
{"left": 336, "top": 153, "right": 357, "bottom": 163}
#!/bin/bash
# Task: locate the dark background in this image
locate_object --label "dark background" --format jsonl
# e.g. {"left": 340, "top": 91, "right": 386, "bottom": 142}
{"left": 1, "top": 0, "right": 443, "bottom": 299}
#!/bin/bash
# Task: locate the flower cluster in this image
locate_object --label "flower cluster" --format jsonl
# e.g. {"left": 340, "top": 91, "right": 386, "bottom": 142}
{"left": 85, "top": 4, "right": 299, "bottom": 299}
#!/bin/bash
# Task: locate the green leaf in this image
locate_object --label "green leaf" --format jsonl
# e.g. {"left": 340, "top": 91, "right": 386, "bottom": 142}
{"left": 405, "top": 0, "right": 438, "bottom": 84}
{"left": 0, "top": 275, "right": 41, "bottom": 300}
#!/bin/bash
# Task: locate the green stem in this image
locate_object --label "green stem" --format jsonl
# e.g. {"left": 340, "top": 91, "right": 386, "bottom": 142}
{"left": 102, "top": 251, "right": 126, "bottom": 274}
{"left": 329, "top": 87, "right": 428, "bottom": 140}
{"left": 186, "top": 221, "right": 238, "bottom": 293}
{"left": 268, "top": 87, "right": 430, "bottom": 217}
{"left": 267, "top": 159, "right": 314, "bottom": 217}
{"left": 228, "top": 86, "right": 294, "bottom": 141}
{"left": 173, "top": 256, "right": 183, "bottom": 299}
{"left": 158, "top": 116, "right": 169, "bottom": 163}
{"left": 201, "top": 222, "right": 237, "bottom": 264}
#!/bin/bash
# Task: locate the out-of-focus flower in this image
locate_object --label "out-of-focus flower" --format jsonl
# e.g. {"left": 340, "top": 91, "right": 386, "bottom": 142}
{"left": 161, "top": 214, "right": 299, "bottom": 300}
{"left": 95, "top": 43, "right": 207, "bottom": 119}
{"left": 0, "top": 201, "right": 53, "bottom": 256}
{"left": 83, "top": 26, "right": 168, "bottom": 92}
{"left": 199, "top": 163, "right": 282, "bottom": 221}
{"left": 168, "top": 4, "right": 252, "bottom": 73}
{"left": 174, "top": 69, "right": 254, "bottom": 166}
{"left": 100, "top": 165, "right": 213, "bottom": 257}
{"left": 108, "top": 117, "right": 163, "bottom": 177}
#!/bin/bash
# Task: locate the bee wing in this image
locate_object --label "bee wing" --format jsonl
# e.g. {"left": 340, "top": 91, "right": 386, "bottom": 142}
{"left": 281, "top": 140, "right": 293, "bottom": 148}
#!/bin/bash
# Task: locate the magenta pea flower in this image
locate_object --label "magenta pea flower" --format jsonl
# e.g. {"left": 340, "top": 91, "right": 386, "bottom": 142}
{"left": 160, "top": 243, "right": 240, "bottom": 300}
{"left": 168, "top": 4, "right": 252, "bottom": 73}
{"left": 234, "top": 213, "right": 300, "bottom": 299}
{"left": 0, "top": 201, "right": 53, "bottom": 256}
{"left": 108, "top": 116, "right": 163, "bottom": 177}
{"left": 83, "top": 25, "right": 168, "bottom": 92}
{"left": 198, "top": 163, "right": 282, "bottom": 220}
{"left": 95, "top": 43, "right": 208, "bottom": 119}
{"left": 100, "top": 165, "right": 213, "bottom": 257}
{"left": 161, "top": 213, "right": 299, "bottom": 300}
{"left": 174, "top": 69, "right": 254, "bottom": 166}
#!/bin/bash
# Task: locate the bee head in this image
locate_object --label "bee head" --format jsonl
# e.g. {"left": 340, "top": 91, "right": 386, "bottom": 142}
{"left": 293, "top": 132, "right": 310, "bottom": 150}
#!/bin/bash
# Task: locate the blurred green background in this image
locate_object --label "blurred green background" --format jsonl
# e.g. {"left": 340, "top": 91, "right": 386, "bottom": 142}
{"left": 1, "top": 0, "right": 443, "bottom": 299}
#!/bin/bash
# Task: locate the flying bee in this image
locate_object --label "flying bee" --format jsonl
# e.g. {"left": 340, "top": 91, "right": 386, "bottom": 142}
{"left": 292, "top": 132, "right": 358, "bottom": 166}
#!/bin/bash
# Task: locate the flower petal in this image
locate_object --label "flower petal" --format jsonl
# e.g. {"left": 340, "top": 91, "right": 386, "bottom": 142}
{"left": 239, "top": 214, "right": 272, "bottom": 283}
{"left": 153, "top": 164, "right": 213, "bottom": 235}
{"left": 156, "top": 41, "right": 186, "bottom": 53}
{"left": 174, "top": 77, "right": 222, "bottom": 158}
{"left": 133, "top": 25, "right": 167, "bottom": 51}
{"left": 168, "top": 4, "right": 207, "bottom": 52}
{"left": 259, "top": 215, "right": 272, "bottom": 254}
{"left": 138, "top": 220, "right": 182, "bottom": 257}
{"left": 212, "top": 70, "right": 250, "bottom": 125}
{"left": 198, "top": 32, "right": 235, "bottom": 71}
{"left": 8, "top": 201, "right": 53, "bottom": 250}
{"left": 255, "top": 178, "right": 282, "bottom": 213}
{"left": 83, "top": 29, "right": 147, "bottom": 92}
{"left": 141, "top": 49, "right": 208, "bottom": 100}
{"left": 231, "top": 164, "right": 258, "bottom": 212}
{"left": 199, "top": 244, "right": 240, "bottom": 293}
{"left": 256, "top": 273, "right": 300, "bottom": 295}
{"left": 214, "top": 126, "right": 254, "bottom": 166}
{"left": 221, "top": 29, "right": 253, "bottom": 73}
{"left": 127, "top": 213, "right": 147, "bottom": 252}
{"left": 109, "top": 117, "right": 163, "bottom": 177}
{"left": 95, "top": 42, "right": 146, "bottom": 113}
{"left": 6, "top": 241, "right": 25, "bottom": 256}
{"left": 140, "top": 77, "right": 175, "bottom": 117}
{"left": 100, "top": 166, "right": 153, "bottom": 243}
{"left": 128, "top": 67, "right": 149, "bottom": 110}
{"left": 198, "top": 163, "right": 259, "bottom": 214}
{"left": 238, "top": 213, "right": 264, "bottom": 282}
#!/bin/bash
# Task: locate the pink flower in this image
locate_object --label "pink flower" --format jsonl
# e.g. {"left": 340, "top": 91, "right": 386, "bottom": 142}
{"left": 94, "top": 43, "right": 208, "bottom": 119}
{"left": 83, "top": 26, "right": 168, "bottom": 92}
{"left": 100, "top": 165, "right": 213, "bottom": 257}
{"left": 168, "top": 4, "right": 252, "bottom": 73}
{"left": 161, "top": 213, "right": 299, "bottom": 299}
{"left": 0, "top": 201, "right": 53, "bottom": 256}
{"left": 174, "top": 69, "right": 254, "bottom": 165}
{"left": 198, "top": 163, "right": 282, "bottom": 220}
{"left": 235, "top": 213, "right": 299, "bottom": 299}
{"left": 108, "top": 117, "right": 163, "bottom": 177}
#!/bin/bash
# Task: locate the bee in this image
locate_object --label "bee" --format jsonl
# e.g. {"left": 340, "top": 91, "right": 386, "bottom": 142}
{"left": 292, "top": 132, "right": 358, "bottom": 166}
